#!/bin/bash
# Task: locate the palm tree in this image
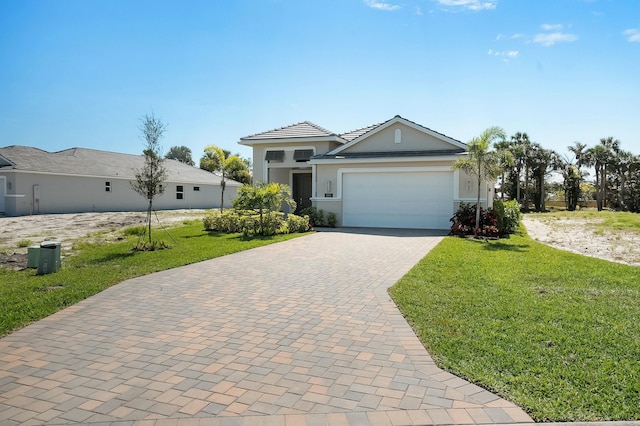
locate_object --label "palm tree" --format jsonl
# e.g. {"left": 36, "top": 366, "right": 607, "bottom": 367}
{"left": 568, "top": 141, "right": 587, "bottom": 168}
{"left": 584, "top": 144, "right": 610, "bottom": 211}
{"left": 453, "top": 126, "right": 506, "bottom": 230}
{"left": 201, "top": 145, "right": 252, "bottom": 211}
{"left": 509, "top": 132, "right": 531, "bottom": 209}
{"left": 599, "top": 137, "right": 620, "bottom": 208}
{"left": 493, "top": 140, "right": 514, "bottom": 200}
{"left": 528, "top": 144, "right": 561, "bottom": 211}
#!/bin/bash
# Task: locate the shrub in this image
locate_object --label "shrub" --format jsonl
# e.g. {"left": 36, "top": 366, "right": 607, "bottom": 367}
{"left": 203, "top": 210, "right": 309, "bottom": 236}
{"left": 450, "top": 203, "right": 499, "bottom": 238}
{"left": 327, "top": 212, "right": 337, "bottom": 228}
{"left": 493, "top": 199, "right": 522, "bottom": 234}
{"left": 300, "top": 207, "right": 324, "bottom": 227}
{"left": 286, "top": 214, "right": 311, "bottom": 233}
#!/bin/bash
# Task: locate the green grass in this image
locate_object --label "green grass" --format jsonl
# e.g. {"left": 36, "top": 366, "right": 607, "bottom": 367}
{"left": 0, "top": 221, "right": 305, "bottom": 337}
{"left": 389, "top": 228, "right": 640, "bottom": 421}
{"left": 17, "top": 239, "right": 34, "bottom": 248}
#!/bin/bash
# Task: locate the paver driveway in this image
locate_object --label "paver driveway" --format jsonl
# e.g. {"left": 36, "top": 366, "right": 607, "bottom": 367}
{"left": 0, "top": 229, "right": 533, "bottom": 425}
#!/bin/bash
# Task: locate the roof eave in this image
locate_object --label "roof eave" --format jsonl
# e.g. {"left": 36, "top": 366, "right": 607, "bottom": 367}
{"left": 239, "top": 135, "right": 346, "bottom": 146}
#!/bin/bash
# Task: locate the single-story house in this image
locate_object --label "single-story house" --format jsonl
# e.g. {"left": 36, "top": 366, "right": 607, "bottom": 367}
{"left": 239, "top": 115, "right": 493, "bottom": 230}
{"left": 0, "top": 146, "right": 240, "bottom": 216}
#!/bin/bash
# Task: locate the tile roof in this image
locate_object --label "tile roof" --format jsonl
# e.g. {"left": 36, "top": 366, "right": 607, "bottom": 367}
{"left": 0, "top": 146, "right": 237, "bottom": 185}
{"left": 241, "top": 121, "right": 337, "bottom": 140}
{"left": 338, "top": 123, "right": 383, "bottom": 142}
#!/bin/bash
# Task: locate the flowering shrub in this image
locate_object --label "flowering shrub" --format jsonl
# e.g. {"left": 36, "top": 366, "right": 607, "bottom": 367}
{"left": 450, "top": 203, "right": 499, "bottom": 238}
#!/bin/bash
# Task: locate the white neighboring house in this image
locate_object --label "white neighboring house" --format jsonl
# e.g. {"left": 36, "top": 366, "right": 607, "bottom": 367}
{"left": 240, "top": 115, "right": 494, "bottom": 230}
{"left": 0, "top": 146, "right": 241, "bottom": 217}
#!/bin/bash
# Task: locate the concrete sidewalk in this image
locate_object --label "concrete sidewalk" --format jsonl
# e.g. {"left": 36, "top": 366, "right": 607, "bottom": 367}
{"left": 0, "top": 229, "right": 533, "bottom": 425}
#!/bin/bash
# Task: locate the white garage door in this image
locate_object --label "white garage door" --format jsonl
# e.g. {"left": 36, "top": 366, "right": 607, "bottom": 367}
{"left": 342, "top": 171, "right": 453, "bottom": 229}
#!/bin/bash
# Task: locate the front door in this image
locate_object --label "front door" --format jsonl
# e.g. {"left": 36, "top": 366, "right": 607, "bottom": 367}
{"left": 292, "top": 173, "right": 312, "bottom": 214}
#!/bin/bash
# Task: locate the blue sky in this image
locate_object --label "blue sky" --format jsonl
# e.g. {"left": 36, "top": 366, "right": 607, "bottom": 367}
{"left": 1, "top": 0, "right": 638, "bottom": 164}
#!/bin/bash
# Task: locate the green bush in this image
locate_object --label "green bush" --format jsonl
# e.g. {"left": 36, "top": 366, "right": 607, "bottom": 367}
{"left": 300, "top": 207, "right": 324, "bottom": 227}
{"left": 327, "top": 212, "right": 337, "bottom": 228}
{"left": 286, "top": 214, "right": 310, "bottom": 233}
{"left": 203, "top": 209, "right": 309, "bottom": 236}
{"left": 493, "top": 199, "right": 522, "bottom": 234}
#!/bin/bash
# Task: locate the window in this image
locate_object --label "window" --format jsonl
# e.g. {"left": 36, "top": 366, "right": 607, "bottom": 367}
{"left": 265, "top": 150, "right": 284, "bottom": 162}
{"left": 176, "top": 185, "right": 184, "bottom": 200}
{"left": 293, "top": 149, "right": 314, "bottom": 162}
{"left": 394, "top": 128, "right": 402, "bottom": 144}
{"left": 105, "top": 181, "right": 111, "bottom": 192}
{"left": 193, "top": 186, "right": 200, "bottom": 192}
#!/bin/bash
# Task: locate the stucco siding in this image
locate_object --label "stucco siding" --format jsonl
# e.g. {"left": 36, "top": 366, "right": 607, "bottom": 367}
{"left": 342, "top": 123, "right": 455, "bottom": 154}
{"left": 0, "top": 171, "right": 237, "bottom": 216}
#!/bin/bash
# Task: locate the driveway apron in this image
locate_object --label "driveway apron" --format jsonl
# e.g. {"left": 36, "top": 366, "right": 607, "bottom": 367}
{"left": 0, "top": 229, "right": 533, "bottom": 425}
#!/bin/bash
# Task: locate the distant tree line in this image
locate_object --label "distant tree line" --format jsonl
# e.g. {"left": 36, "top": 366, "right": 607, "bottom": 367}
{"left": 494, "top": 133, "right": 640, "bottom": 213}
{"left": 164, "top": 144, "right": 252, "bottom": 187}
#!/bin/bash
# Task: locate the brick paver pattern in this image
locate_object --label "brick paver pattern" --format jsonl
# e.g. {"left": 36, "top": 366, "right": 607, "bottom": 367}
{"left": 0, "top": 229, "right": 533, "bottom": 425}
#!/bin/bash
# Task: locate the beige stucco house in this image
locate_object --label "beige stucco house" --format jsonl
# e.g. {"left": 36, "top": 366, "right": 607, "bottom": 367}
{"left": 240, "top": 115, "right": 493, "bottom": 230}
{"left": 0, "top": 146, "right": 240, "bottom": 216}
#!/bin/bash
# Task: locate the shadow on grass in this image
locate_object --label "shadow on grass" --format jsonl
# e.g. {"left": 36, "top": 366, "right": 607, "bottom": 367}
{"left": 479, "top": 240, "right": 531, "bottom": 252}
{"left": 92, "top": 251, "right": 136, "bottom": 263}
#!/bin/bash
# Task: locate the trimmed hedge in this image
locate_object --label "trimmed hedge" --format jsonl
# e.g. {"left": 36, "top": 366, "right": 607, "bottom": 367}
{"left": 203, "top": 209, "right": 310, "bottom": 236}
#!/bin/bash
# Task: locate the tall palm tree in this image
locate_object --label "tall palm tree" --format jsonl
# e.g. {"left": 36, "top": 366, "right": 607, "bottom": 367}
{"left": 599, "top": 137, "right": 620, "bottom": 208}
{"left": 509, "top": 132, "right": 532, "bottom": 209}
{"left": 584, "top": 144, "right": 610, "bottom": 211}
{"left": 493, "top": 140, "right": 514, "bottom": 200}
{"left": 453, "top": 126, "right": 507, "bottom": 230}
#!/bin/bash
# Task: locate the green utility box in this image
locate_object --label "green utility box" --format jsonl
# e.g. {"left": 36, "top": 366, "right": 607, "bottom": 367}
{"left": 37, "top": 241, "right": 61, "bottom": 275}
{"left": 27, "top": 246, "right": 40, "bottom": 268}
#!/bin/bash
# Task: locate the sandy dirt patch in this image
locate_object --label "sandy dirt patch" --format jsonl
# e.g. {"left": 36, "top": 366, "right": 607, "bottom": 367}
{"left": 0, "top": 210, "right": 207, "bottom": 270}
{"left": 522, "top": 216, "right": 640, "bottom": 267}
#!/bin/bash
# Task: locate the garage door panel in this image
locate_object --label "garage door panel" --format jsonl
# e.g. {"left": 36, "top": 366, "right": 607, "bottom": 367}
{"left": 342, "top": 171, "right": 453, "bottom": 229}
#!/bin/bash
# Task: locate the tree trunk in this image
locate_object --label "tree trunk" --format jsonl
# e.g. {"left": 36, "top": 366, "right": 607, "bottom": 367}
{"left": 220, "top": 175, "right": 226, "bottom": 213}
{"left": 595, "top": 169, "right": 603, "bottom": 211}
{"left": 475, "top": 178, "right": 481, "bottom": 231}
{"left": 147, "top": 200, "right": 153, "bottom": 245}
{"left": 524, "top": 165, "right": 530, "bottom": 211}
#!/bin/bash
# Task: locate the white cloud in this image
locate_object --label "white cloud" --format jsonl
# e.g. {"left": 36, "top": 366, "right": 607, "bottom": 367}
{"left": 488, "top": 49, "right": 519, "bottom": 59}
{"left": 363, "top": 0, "right": 401, "bottom": 11}
{"left": 533, "top": 32, "right": 578, "bottom": 46}
{"left": 624, "top": 29, "right": 640, "bottom": 43}
{"left": 437, "top": 0, "right": 497, "bottom": 11}
{"left": 416, "top": 6, "right": 424, "bottom": 15}
{"left": 541, "top": 23, "right": 563, "bottom": 31}
{"left": 511, "top": 33, "right": 526, "bottom": 39}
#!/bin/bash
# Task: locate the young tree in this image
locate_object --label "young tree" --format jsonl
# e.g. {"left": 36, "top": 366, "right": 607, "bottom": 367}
{"left": 165, "top": 145, "right": 195, "bottom": 166}
{"left": 200, "top": 145, "right": 251, "bottom": 211}
{"left": 453, "top": 126, "right": 506, "bottom": 230}
{"left": 130, "top": 114, "right": 168, "bottom": 247}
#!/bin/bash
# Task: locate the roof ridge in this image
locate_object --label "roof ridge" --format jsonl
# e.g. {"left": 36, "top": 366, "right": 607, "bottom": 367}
{"left": 302, "top": 121, "right": 337, "bottom": 136}
{"left": 339, "top": 121, "right": 383, "bottom": 136}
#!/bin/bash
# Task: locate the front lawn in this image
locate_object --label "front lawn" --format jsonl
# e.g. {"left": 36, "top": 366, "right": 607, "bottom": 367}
{"left": 0, "top": 221, "right": 305, "bottom": 337}
{"left": 389, "top": 228, "right": 640, "bottom": 421}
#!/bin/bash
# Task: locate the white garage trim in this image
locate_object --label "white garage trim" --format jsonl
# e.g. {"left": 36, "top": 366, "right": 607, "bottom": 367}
{"left": 312, "top": 166, "right": 452, "bottom": 201}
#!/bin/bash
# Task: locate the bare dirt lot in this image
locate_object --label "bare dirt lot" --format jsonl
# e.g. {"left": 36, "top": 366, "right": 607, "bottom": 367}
{"left": 0, "top": 210, "right": 207, "bottom": 270}
{"left": 522, "top": 215, "right": 640, "bottom": 267}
